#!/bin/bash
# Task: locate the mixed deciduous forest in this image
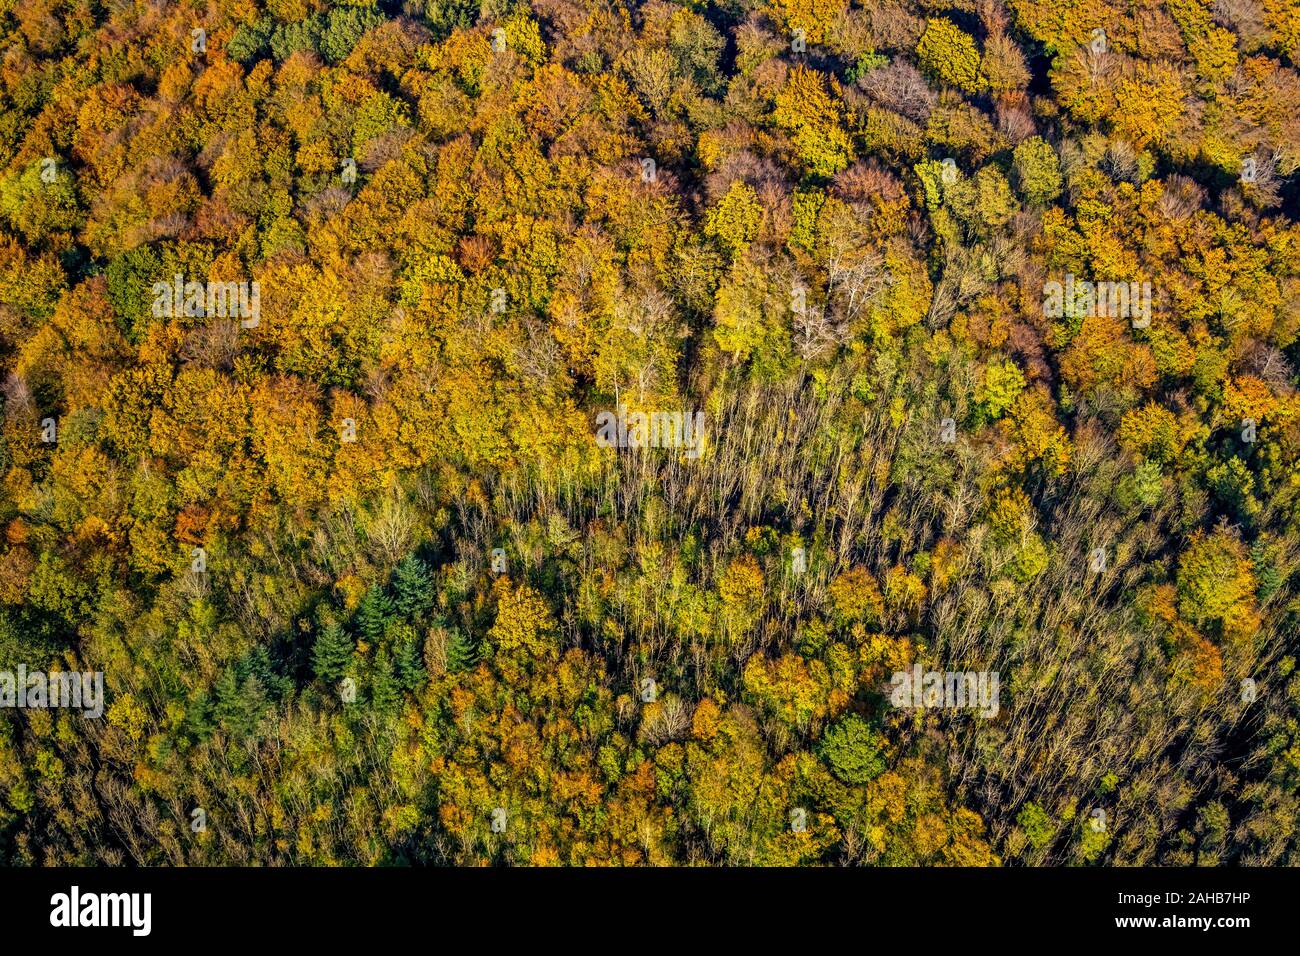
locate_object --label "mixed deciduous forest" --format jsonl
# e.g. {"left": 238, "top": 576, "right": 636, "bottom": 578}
{"left": 0, "top": 0, "right": 1299, "bottom": 867}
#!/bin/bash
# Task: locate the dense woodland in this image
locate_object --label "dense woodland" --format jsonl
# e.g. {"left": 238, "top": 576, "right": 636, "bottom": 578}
{"left": 1, "top": 0, "right": 1299, "bottom": 866}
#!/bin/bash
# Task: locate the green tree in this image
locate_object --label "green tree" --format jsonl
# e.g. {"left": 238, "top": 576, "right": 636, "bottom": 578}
{"left": 369, "top": 647, "right": 401, "bottom": 712}
{"left": 392, "top": 554, "right": 435, "bottom": 621}
{"left": 916, "top": 18, "right": 986, "bottom": 94}
{"left": 105, "top": 246, "right": 161, "bottom": 344}
{"left": 312, "top": 620, "right": 354, "bottom": 682}
{"left": 393, "top": 625, "right": 427, "bottom": 692}
{"left": 1176, "top": 529, "right": 1259, "bottom": 641}
{"left": 818, "top": 714, "right": 887, "bottom": 784}
{"left": 445, "top": 626, "right": 480, "bottom": 673}
{"left": 1013, "top": 137, "right": 1063, "bottom": 206}
{"left": 320, "top": 7, "right": 385, "bottom": 63}
{"left": 356, "top": 585, "right": 395, "bottom": 644}
{"left": 1018, "top": 802, "right": 1056, "bottom": 850}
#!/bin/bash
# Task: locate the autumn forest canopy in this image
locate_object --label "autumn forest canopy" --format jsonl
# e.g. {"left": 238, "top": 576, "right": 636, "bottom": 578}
{"left": 0, "top": 0, "right": 1299, "bottom": 867}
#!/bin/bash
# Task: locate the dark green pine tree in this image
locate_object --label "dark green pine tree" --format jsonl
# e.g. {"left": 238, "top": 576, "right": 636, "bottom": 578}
{"left": 391, "top": 554, "right": 435, "bottom": 621}
{"left": 213, "top": 669, "right": 267, "bottom": 740}
{"left": 238, "top": 675, "right": 270, "bottom": 737}
{"left": 183, "top": 690, "right": 215, "bottom": 741}
{"left": 445, "top": 626, "right": 480, "bottom": 673}
{"left": 242, "top": 645, "right": 291, "bottom": 699}
{"left": 394, "top": 628, "right": 426, "bottom": 693}
{"left": 312, "top": 620, "right": 354, "bottom": 682}
{"left": 369, "top": 646, "right": 401, "bottom": 712}
{"left": 211, "top": 668, "right": 242, "bottom": 733}
{"left": 355, "top": 585, "right": 395, "bottom": 644}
